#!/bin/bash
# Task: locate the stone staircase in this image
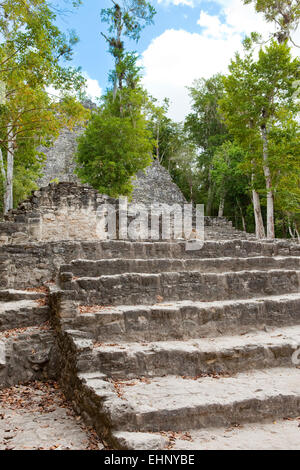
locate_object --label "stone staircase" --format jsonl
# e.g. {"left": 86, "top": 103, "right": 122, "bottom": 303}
{"left": 50, "top": 239, "right": 300, "bottom": 449}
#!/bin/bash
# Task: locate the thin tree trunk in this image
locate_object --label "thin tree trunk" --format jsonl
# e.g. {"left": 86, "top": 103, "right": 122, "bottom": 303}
{"left": 156, "top": 124, "right": 159, "bottom": 160}
{"left": 236, "top": 198, "right": 246, "bottom": 232}
{"left": 189, "top": 181, "right": 193, "bottom": 203}
{"left": 4, "top": 124, "right": 14, "bottom": 213}
{"left": 288, "top": 224, "right": 295, "bottom": 239}
{"left": 218, "top": 193, "right": 225, "bottom": 217}
{"left": 0, "top": 148, "right": 6, "bottom": 182}
{"left": 0, "top": 147, "right": 7, "bottom": 216}
{"left": 241, "top": 212, "right": 246, "bottom": 232}
{"left": 288, "top": 219, "right": 300, "bottom": 243}
{"left": 261, "top": 124, "right": 275, "bottom": 239}
{"left": 206, "top": 169, "right": 214, "bottom": 216}
{"left": 252, "top": 186, "right": 265, "bottom": 239}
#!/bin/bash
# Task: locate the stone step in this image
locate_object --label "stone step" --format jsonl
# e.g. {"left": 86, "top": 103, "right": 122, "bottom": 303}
{"left": 84, "top": 239, "right": 300, "bottom": 261}
{"left": 0, "top": 289, "right": 47, "bottom": 302}
{"left": 78, "top": 367, "right": 300, "bottom": 434}
{"left": 112, "top": 417, "right": 300, "bottom": 449}
{"left": 111, "top": 431, "right": 168, "bottom": 450}
{"left": 0, "top": 300, "right": 50, "bottom": 331}
{"left": 68, "top": 294, "right": 300, "bottom": 342}
{"left": 78, "top": 325, "right": 300, "bottom": 379}
{"left": 63, "top": 269, "right": 300, "bottom": 306}
{"left": 169, "top": 419, "right": 300, "bottom": 450}
{"left": 61, "top": 256, "right": 300, "bottom": 277}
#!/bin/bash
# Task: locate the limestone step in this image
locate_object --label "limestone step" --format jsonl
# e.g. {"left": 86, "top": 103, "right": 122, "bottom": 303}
{"left": 77, "top": 325, "right": 300, "bottom": 378}
{"left": 88, "top": 239, "right": 300, "bottom": 261}
{"left": 112, "top": 417, "right": 300, "bottom": 449}
{"left": 64, "top": 269, "right": 300, "bottom": 306}
{"left": 0, "top": 300, "right": 50, "bottom": 331}
{"left": 68, "top": 294, "right": 300, "bottom": 342}
{"left": 60, "top": 256, "right": 300, "bottom": 277}
{"left": 111, "top": 431, "right": 168, "bottom": 450}
{"left": 0, "top": 289, "right": 47, "bottom": 302}
{"left": 169, "top": 419, "right": 300, "bottom": 450}
{"left": 79, "top": 367, "right": 300, "bottom": 433}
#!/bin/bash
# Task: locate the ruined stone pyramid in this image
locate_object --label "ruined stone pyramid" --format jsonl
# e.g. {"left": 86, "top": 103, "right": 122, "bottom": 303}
{"left": 37, "top": 126, "right": 186, "bottom": 206}
{"left": 0, "top": 132, "right": 299, "bottom": 449}
{"left": 0, "top": 182, "right": 299, "bottom": 449}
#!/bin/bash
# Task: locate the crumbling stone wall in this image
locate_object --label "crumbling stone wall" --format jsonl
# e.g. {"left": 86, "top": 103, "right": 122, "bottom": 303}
{"left": 0, "top": 328, "right": 58, "bottom": 388}
{"left": 0, "top": 240, "right": 123, "bottom": 289}
{"left": 0, "top": 182, "right": 243, "bottom": 246}
{"left": 0, "top": 183, "right": 116, "bottom": 245}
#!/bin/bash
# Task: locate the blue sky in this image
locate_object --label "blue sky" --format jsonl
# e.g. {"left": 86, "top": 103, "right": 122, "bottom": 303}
{"left": 56, "top": 0, "right": 224, "bottom": 83}
{"left": 55, "top": 0, "right": 298, "bottom": 121}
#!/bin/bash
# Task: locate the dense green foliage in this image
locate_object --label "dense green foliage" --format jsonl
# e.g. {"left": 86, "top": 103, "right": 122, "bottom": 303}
{"left": 76, "top": 91, "right": 153, "bottom": 197}
{"left": 181, "top": 40, "right": 300, "bottom": 238}
{"left": 0, "top": 0, "right": 88, "bottom": 214}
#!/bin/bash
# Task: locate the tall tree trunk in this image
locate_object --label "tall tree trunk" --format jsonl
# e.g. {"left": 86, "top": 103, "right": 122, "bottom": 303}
{"left": 156, "top": 124, "right": 159, "bottom": 160}
{"left": 261, "top": 123, "right": 275, "bottom": 239}
{"left": 236, "top": 198, "right": 246, "bottom": 232}
{"left": 0, "top": 148, "right": 6, "bottom": 182}
{"left": 4, "top": 124, "right": 14, "bottom": 213}
{"left": 252, "top": 185, "right": 265, "bottom": 239}
{"left": 189, "top": 180, "right": 193, "bottom": 203}
{"left": 206, "top": 169, "right": 214, "bottom": 216}
{"left": 218, "top": 192, "right": 225, "bottom": 217}
{"left": 0, "top": 147, "right": 7, "bottom": 214}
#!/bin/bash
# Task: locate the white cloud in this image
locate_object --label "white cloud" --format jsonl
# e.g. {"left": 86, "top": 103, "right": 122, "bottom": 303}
{"left": 46, "top": 74, "right": 102, "bottom": 103}
{"left": 141, "top": 28, "right": 243, "bottom": 121}
{"left": 141, "top": 0, "right": 300, "bottom": 121}
{"left": 221, "top": 0, "right": 274, "bottom": 36}
{"left": 84, "top": 75, "right": 102, "bottom": 101}
{"left": 158, "top": 0, "right": 195, "bottom": 6}
{"left": 198, "top": 1, "right": 276, "bottom": 39}
{"left": 197, "top": 11, "right": 232, "bottom": 38}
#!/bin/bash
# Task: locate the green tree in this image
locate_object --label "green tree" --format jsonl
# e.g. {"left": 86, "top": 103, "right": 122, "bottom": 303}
{"left": 76, "top": 1, "right": 155, "bottom": 198}
{"left": 100, "top": 0, "right": 155, "bottom": 98}
{"left": 244, "top": 0, "right": 300, "bottom": 45}
{"left": 185, "top": 74, "right": 229, "bottom": 215}
{"left": 211, "top": 141, "right": 251, "bottom": 228}
{"left": 0, "top": 0, "right": 87, "bottom": 214}
{"left": 268, "top": 109, "right": 300, "bottom": 238}
{"left": 76, "top": 92, "right": 153, "bottom": 197}
{"left": 220, "top": 40, "right": 299, "bottom": 238}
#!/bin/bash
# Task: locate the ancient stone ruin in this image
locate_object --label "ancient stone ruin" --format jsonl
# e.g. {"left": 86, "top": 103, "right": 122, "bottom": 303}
{"left": 37, "top": 123, "right": 187, "bottom": 207}
{"left": 0, "top": 176, "right": 300, "bottom": 449}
